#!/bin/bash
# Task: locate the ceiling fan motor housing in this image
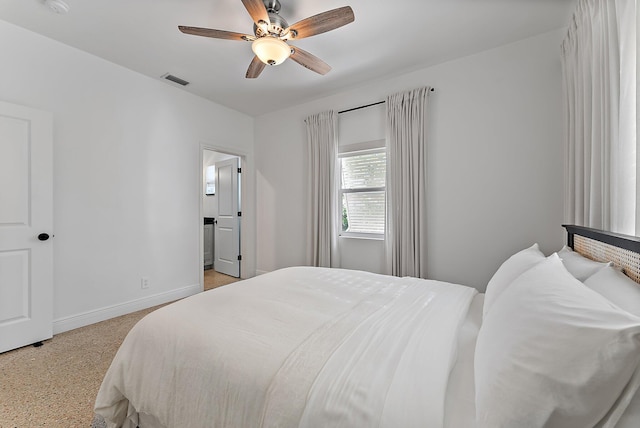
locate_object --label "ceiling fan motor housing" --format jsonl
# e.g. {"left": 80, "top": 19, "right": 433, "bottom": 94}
{"left": 254, "top": 12, "right": 289, "bottom": 38}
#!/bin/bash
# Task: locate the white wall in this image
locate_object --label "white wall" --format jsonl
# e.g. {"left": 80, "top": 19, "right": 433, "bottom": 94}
{"left": 254, "top": 30, "right": 565, "bottom": 290}
{"left": 0, "top": 20, "right": 255, "bottom": 331}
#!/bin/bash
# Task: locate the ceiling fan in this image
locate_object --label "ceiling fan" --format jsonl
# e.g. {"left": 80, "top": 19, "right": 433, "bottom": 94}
{"left": 178, "top": 0, "right": 355, "bottom": 79}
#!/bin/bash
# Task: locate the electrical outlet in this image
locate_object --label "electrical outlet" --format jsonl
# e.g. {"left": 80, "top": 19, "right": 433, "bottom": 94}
{"left": 141, "top": 277, "right": 150, "bottom": 289}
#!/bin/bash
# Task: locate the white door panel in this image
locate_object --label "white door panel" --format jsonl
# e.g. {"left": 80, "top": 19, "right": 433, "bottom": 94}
{"left": 0, "top": 116, "right": 29, "bottom": 224}
{"left": 214, "top": 158, "right": 240, "bottom": 277}
{"left": 0, "top": 250, "right": 29, "bottom": 322}
{"left": 0, "top": 101, "right": 53, "bottom": 354}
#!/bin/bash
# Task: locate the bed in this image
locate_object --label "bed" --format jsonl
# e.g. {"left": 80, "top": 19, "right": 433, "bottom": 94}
{"left": 94, "top": 225, "right": 640, "bottom": 428}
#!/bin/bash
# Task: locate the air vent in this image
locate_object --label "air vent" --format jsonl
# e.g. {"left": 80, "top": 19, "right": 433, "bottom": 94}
{"left": 161, "top": 73, "right": 190, "bottom": 86}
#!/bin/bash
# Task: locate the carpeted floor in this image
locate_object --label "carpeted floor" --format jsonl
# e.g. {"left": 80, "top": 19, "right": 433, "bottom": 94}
{"left": 204, "top": 269, "right": 238, "bottom": 291}
{"left": 0, "top": 270, "right": 238, "bottom": 428}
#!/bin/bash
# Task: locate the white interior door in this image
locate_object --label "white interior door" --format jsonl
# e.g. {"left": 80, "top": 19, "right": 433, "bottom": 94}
{"left": 0, "top": 101, "right": 53, "bottom": 354}
{"left": 214, "top": 158, "right": 240, "bottom": 277}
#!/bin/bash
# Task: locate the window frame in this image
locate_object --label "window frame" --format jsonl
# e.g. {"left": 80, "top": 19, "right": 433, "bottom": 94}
{"left": 338, "top": 140, "right": 387, "bottom": 240}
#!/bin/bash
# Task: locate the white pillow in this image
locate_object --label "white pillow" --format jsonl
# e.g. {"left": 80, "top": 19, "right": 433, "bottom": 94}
{"left": 475, "top": 254, "right": 640, "bottom": 428}
{"left": 483, "top": 243, "right": 545, "bottom": 319}
{"left": 587, "top": 266, "right": 640, "bottom": 428}
{"left": 584, "top": 265, "right": 640, "bottom": 317}
{"left": 558, "top": 245, "right": 610, "bottom": 281}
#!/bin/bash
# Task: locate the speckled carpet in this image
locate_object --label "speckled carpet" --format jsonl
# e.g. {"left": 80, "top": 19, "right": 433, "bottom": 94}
{"left": 204, "top": 268, "right": 239, "bottom": 290}
{"left": 0, "top": 305, "right": 157, "bottom": 428}
{"left": 0, "top": 270, "right": 238, "bottom": 428}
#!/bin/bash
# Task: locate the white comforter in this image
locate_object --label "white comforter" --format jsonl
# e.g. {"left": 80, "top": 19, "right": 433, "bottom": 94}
{"left": 95, "top": 267, "right": 477, "bottom": 428}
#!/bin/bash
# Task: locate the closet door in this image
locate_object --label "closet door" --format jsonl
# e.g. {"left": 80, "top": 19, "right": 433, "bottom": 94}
{"left": 0, "top": 101, "right": 53, "bottom": 353}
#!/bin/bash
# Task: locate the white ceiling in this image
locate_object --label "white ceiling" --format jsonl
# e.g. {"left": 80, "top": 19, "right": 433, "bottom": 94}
{"left": 0, "top": 0, "right": 575, "bottom": 117}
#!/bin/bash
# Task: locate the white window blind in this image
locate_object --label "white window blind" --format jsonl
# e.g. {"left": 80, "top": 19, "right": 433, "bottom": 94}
{"left": 340, "top": 149, "right": 386, "bottom": 236}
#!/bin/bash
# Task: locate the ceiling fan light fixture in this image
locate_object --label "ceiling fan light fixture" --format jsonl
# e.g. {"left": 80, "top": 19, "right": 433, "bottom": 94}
{"left": 252, "top": 37, "right": 291, "bottom": 66}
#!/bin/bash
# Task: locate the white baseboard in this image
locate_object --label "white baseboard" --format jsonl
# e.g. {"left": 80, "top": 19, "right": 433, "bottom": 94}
{"left": 53, "top": 283, "right": 201, "bottom": 335}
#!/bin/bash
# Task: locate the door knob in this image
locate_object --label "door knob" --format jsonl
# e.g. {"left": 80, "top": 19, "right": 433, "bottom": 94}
{"left": 37, "top": 233, "right": 50, "bottom": 241}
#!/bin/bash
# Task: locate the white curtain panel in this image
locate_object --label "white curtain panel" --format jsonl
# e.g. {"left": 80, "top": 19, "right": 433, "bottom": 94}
{"left": 305, "top": 110, "right": 340, "bottom": 268}
{"left": 561, "top": 0, "right": 636, "bottom": 235}
{"left": 385, "top": 87, "right": 431, "bottom": 278}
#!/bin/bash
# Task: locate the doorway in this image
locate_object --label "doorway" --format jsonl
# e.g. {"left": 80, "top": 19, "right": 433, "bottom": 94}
{"left": 202, "top": 148, "right": 242, "bottom": 286}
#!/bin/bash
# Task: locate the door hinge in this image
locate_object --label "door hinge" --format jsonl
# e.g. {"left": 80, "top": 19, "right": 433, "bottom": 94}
{"left": 237, "top": 255, "right": 242, "bottom": 261}
{"left": 238, "top": 211, "right": 242, "bottom": 217}
{"left": 237, "top": 167, "right": 241, "bottom": 173}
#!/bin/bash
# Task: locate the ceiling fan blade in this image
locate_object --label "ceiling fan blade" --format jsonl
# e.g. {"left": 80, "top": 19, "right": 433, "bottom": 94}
{"left": 246, "top": 56, "right": 267, "bottom": 79}
{"left": 287, "top": 6, "right": 355, "bottom": 40}
{"left": 289, "top": 46, "right": 331, "bottom": 75}
{"left": 241, "top": 0, "right": 270, "bottom": 26}
{"left": 178, "top": 26, "right": 253, "bottom": 41}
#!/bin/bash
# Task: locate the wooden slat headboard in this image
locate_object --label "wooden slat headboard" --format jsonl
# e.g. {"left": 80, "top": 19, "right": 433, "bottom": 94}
{"left": 563, "top": 224, "right": 640, "bottom": 284}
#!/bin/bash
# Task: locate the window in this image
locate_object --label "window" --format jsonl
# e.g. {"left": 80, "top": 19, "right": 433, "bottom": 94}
{"left": 339, "top": 147, "right": 386, "bottom": 238}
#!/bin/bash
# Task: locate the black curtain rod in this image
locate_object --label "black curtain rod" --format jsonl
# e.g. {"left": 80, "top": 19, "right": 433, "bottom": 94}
{"left": 338, "top": 88, "right": 435, "bottom": 115}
